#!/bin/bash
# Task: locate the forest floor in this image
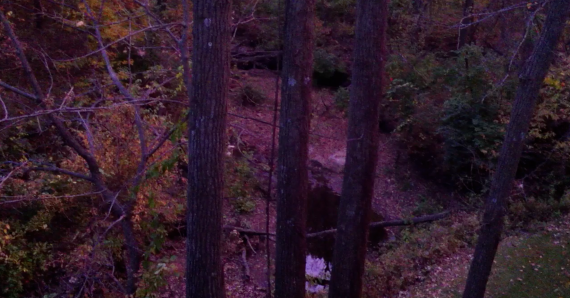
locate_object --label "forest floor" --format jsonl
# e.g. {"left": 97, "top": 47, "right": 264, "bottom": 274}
{"left": 160, "top": 68, "right": 451, "bottom": 297}
{"left": 401, "top": 214, "right": 570, "bottom": 298}
{"left": 160, "top": 69, "right": 570, "bottom": 298}
{"left": 214, "top": 69, "right": 454, "bottom": 297}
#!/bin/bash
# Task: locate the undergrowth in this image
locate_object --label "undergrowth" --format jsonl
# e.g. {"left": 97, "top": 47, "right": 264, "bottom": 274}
{"left": 362, "top": 212, "right": 479, "bottom": 297}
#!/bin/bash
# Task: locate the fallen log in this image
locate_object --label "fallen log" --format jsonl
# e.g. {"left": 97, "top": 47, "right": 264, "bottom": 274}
{"left": 223, "top": 210, "right": 451, "bottom": 238}
{"left": 307, "top": 210, "right": 451, "bottom": 238}
{"left": 223, "top": 226, "right": 276, "bottom": 237}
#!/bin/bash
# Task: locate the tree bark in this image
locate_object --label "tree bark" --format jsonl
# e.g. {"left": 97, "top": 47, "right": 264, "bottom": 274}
{"left": 274, "top": 0, "right": 315, "bottom": 297}
{"left": 328, "top": 0, "right": 387, "bottom": 297}
{"left": 462, "top": 1, "right": 570, "bottom": 297}
{"left": 185, "top": 0, "right": 232, "bottom": 297}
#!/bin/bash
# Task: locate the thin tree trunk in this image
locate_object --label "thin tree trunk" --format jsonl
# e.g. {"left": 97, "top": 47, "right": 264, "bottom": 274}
{"left": 274, "top": 0, "right": 315, "bottom": 297}
{"left": 103, "top": 191, "right": 141, "bottom": 295}
{"left": 120, "top": 215, "right": 140, "bottom": 294}
{"left": 458, "top": 0, "right": 475, "bottom": 48}
{"left": 185, "top": 0, "right": 232, "bottom": 297}
{"left": 497, "top": 0, "right": 513, "bottom": 53}
{"left": 328, "top": 0, "right": 387, "bottom": 297}
{"left": 33, "top": 0, "right": 44, "bottom": 29}
{"left": 462, "top": 1, "right": 570, "bottom": 297}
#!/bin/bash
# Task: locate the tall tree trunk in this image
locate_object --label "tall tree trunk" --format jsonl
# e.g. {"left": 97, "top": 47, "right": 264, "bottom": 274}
{"left": 462, "top": 1, "right": 570, "bottom": 297}
{"left": 458, "top": 0, "right": 475, "bottom": 48}
{"left": 274, "top": 0, "right": 315, "bottom": 297}
{"left": 185, "top": 0, "right": 232, "bottom": 297}
{"left": 328, "top": 0, "right": 387, "bottom": 297}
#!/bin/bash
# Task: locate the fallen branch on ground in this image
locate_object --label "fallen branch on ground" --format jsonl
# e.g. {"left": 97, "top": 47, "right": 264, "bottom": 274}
{"left": 223, "top": 226, "right": 276, "bottom": 236}
{"left": 223, "top": 210, "right": 451, "bottom": 238}
{"left": 307, "top": 210, "right": 451, "bottom": 238}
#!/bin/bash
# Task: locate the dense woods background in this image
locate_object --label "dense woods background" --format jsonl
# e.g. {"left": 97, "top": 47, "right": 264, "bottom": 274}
{"left": 1, "top": 0, "right": 570, "bottom": 297}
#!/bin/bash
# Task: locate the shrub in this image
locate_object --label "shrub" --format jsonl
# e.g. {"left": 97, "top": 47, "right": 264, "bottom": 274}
{"left": 237, "top": 84, "right": 266, "bottom": 107}
{"left": 0, "top": 215, "right": 53, "bottom": 298}
{"left": 225, "top": 154, "right": 258, "bottom": 214}
{"left": 232, "top": 197, "right": 256, "bottom": 214}
{"left": 313, "top": 49, "right": 348, "bottom": 87}
{"left": 136, "top": 255, "right": 180, "bottom": 298}
{"left": 333, "top": 86, "right": 350, "bottom": 111}
{"left": 436, "top": 46, "right": 514, "bottom": 189}
{"left": 386, "top": 46, "right": 515, "bottom": 191}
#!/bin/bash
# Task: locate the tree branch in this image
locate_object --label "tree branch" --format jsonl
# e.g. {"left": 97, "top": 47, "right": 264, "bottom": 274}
{"left": 53, "top": 23, "right": 181, "bottom": 62}
{"left": 223, "top": 225, "right": 276, "bottom": 236}
{"left": 0, "top": 81, "right": 38, "bottom": 101}
{"left": 85, "top": 2, "right": 152, "bottom": 193}
{"left": 0, "top": 93, "right": 8, "bottom": 121}
{"left": 25, "top": 166, "right": 93, "bottom": 181}
{"left": 308, "top": 211, "right": 451, "bottom": 238}
{"left": 0, "top": 8, "right": 104, "bottom": 180}
{"left": 0, "top": 191, "right": 104, "bottom": 206}
{"left": 223, "top": 211, "right": 451, "bottom": 238}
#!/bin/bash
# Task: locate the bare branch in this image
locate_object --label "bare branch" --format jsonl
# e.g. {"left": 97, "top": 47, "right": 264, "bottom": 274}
{"left": 228, "top": 112, "right": 275, "bottom": 126}
{"left": 0, "top": 97, "right": 180, "bottom": 125}
{"left": 508, "top": 3, "right": 545, "bottom": 70}
{"left": 146, "top": 127, "right": 176, "bottom": 157}
{"left": 25, "top": 166, "right": 93, "bottom": 181}
{"left": 86, "top": 11, "right": 151, "bottom": 191}
{"left": 54, "top": 23, "right": 181, "bottom": 62}
{"left": 133, "top": 0, "right": 182, "bottom": 47}
{"left": 0, "top": 81, "right": 38, "bottom": 101}
{"left": 454, "top": 1, "right": 539, "bottom": 30}
{"left": 0, "top": 163, "right": 24, "bottom": 189}
{"left": 77, "top": 111, "right": 97, "bottom": 154}
{"left": 0, "top": 8, "right": 104, "bottom": 179}
{"left": 0, "top": 191, "right": 104, "bottom": 206}
{"left": 0, "top": 93, "right": 8, "bottom": 121}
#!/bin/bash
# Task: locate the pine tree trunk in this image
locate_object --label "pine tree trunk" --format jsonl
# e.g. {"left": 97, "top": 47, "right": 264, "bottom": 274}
{"left": 462, "top": 1, "right": 570, "bottom": 297}
{"left": 328, "top": 0, "right": 387, "bottom": 297}
{"left": 275, "top": 0, "right": 315, "bottom": 297}
{"left": 185, "top": 1, "right": 232, "bottom": 297}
